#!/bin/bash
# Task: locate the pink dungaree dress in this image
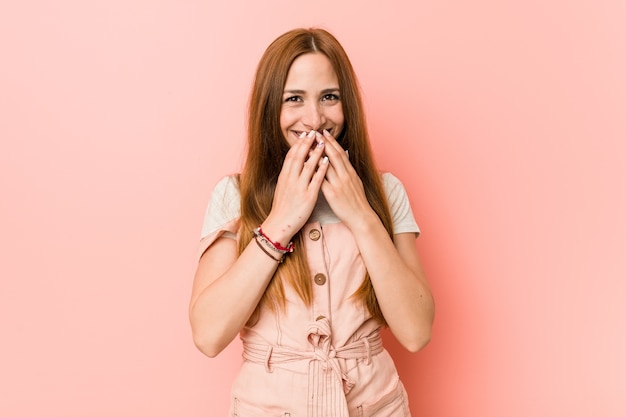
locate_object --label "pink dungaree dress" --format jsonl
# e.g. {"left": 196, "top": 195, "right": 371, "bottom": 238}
{"left": 199, "top": 173, "right": 420, "bottom": 417}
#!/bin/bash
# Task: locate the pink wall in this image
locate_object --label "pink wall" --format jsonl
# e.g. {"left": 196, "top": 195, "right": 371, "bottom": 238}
{"left": 1, "top": 1, "right": 624, "bottom": 416}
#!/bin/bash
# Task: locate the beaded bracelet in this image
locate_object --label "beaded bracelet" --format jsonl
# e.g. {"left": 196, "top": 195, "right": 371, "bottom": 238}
{"left": 252, "top": 226, "right": 294, "bottom": 254}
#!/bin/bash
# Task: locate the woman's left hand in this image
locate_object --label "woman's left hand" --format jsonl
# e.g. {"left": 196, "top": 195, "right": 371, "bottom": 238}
{"left": 318, "top": 130, "right": 377, "bottom": 228}
{"left": 319, "top": 131, "right": 434, "bottom": 353}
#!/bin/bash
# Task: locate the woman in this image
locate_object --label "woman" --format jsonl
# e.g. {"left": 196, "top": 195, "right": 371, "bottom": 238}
{"left": 190, "top": 28, "right": 434, "bottom": 416}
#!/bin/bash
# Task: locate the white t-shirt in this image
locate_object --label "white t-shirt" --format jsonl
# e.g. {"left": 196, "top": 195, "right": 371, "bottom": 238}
{"left": 200, "top": 172, "right": 420, "bottom": 242}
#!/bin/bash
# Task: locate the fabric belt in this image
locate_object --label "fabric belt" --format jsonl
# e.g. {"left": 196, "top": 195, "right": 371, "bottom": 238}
{"left": 242, "top": 317, "right": 383, "bottom": 417}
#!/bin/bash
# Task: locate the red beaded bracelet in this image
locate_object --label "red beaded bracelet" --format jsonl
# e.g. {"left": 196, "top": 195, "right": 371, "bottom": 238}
{"left": 253, "top": 226, "right": 294, "bottom": 253}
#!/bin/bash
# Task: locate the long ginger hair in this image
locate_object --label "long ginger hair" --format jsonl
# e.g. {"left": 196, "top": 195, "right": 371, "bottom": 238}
{"left": 237, "top": 28, "right": 394, "bottom": 325}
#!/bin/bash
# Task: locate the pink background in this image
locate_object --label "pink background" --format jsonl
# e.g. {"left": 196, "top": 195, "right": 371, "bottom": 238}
{"left": 1, "top": 0, "right": 625, "bottom": 416}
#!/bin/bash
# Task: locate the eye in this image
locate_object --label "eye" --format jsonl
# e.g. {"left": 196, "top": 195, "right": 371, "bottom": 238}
{"left": 321, "top": 93, "right": 340, "bottom": 102}
{"left": 284, "top": 95, "right": 303, "bottom": 103}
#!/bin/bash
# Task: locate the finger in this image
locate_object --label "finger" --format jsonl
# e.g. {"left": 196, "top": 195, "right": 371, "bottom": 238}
{"left": 321, "top": 131, "right": 349, "bottom": 165}
{"left": 320, "top": 131, "right": 352, "bottom": 176}
{"left": 282, "top": 130, "right": 318, "bottom": 175}
{"left": 321, "top": 155, "right": 337, "bottom": 182}
{"left": 309, "top": 155, "right": 330, "bottom": 191}
{"left": 305, "top": 135, "right": 326, "bottom": 161}
{"left": 292, "top": 130, "right": 317, "bottom": 158}
{"left": 321, "top": 129, "right": 346, "bottom": 154}
{"left": 302, "top": 138, "right": 326, "bottom": 176}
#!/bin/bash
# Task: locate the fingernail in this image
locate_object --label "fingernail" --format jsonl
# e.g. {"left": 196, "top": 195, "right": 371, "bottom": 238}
{"left": 315, "top": 131, "right": 323, "bottom": 139}
{"left": 323, "top": 129, "right": 330, "bottom": 136}
{"left": 322, "top": 156, "right": 329, "bottom": 164}
{"left": 299, "top": 131, "right": 307, "bottom": 139}
{"left": 308, "top": 130, "right": 316, "bottom": 138}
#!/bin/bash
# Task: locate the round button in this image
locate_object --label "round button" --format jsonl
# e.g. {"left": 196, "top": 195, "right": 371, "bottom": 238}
{"left": 314, "top": 273, "right": 326, "bottom": 286}
{"left": 309, "top": 229, "right": 321, "bottom": 241}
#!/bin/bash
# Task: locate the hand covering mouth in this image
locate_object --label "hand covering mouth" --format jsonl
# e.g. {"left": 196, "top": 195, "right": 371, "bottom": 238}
{"left": 292, "top": 128, "right": 333, "bottom": 137}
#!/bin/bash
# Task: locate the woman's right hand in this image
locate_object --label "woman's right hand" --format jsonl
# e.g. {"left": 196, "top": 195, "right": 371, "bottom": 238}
{"left": 190, "top": 131, "right": 328, "bottom": 357}
{"left": 262, "top": 130, "right": 329, "bottom": 245}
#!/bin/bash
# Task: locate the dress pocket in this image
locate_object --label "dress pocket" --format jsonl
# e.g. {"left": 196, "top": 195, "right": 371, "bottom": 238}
{"left": 231, "top": 397, "right": 291, "bottom": 417}
{"left": 356, "top": 379, "right": 410, "bottom": 417}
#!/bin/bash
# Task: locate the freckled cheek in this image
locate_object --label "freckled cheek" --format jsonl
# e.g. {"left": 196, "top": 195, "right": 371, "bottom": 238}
{"left": 329, "top": 107, "right": 345, "bottom": 132}
{"left": 326, "top": 102, "right": 343, "bottom": 121}
{"left": 279, "top": 109, "right": 298, "bottom": 133}
{"left": 279, "top": 113, "right": 298, "bottom": 147}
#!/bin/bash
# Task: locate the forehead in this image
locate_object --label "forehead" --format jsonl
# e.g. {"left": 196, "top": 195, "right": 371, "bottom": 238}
{"left": 284, "top": 53, "right": 339, "bottom": 88}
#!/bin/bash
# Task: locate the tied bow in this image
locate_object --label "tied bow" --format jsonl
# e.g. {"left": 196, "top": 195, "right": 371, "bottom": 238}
{"left": 306, "top": 317, "right": 356, "bottom": 395}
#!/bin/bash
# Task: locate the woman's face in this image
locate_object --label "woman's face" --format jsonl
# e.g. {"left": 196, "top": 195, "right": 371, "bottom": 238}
{"left": 280, "top": 53, "right": 345, "bottom": 147}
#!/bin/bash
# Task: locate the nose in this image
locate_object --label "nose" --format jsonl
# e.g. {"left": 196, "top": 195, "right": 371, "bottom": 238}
{"left": 302, "top": 102, "right": 326, "bottom": 131}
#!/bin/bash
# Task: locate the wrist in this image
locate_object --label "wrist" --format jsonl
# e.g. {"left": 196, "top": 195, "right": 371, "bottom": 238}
{"left": 257, "top": 218, "right": 296, "bottom": 249}
{"left": 345, "top": 208, "right": 380, "bottom": 235}
{"left": 253, "top": 226, "right": 295, "bottom": 254}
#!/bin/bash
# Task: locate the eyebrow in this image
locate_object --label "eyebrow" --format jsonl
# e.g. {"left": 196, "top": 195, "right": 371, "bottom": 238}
{"left": 283, "top": 88, "right": 340, "bottom": 95}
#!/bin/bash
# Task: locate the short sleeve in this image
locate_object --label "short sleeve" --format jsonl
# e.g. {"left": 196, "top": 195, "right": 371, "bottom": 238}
{"left": 382, "top": 172, "right": 420, "bottom": 237}
{"left": 197, "top": 175, "right": 241, "bottom": 259}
